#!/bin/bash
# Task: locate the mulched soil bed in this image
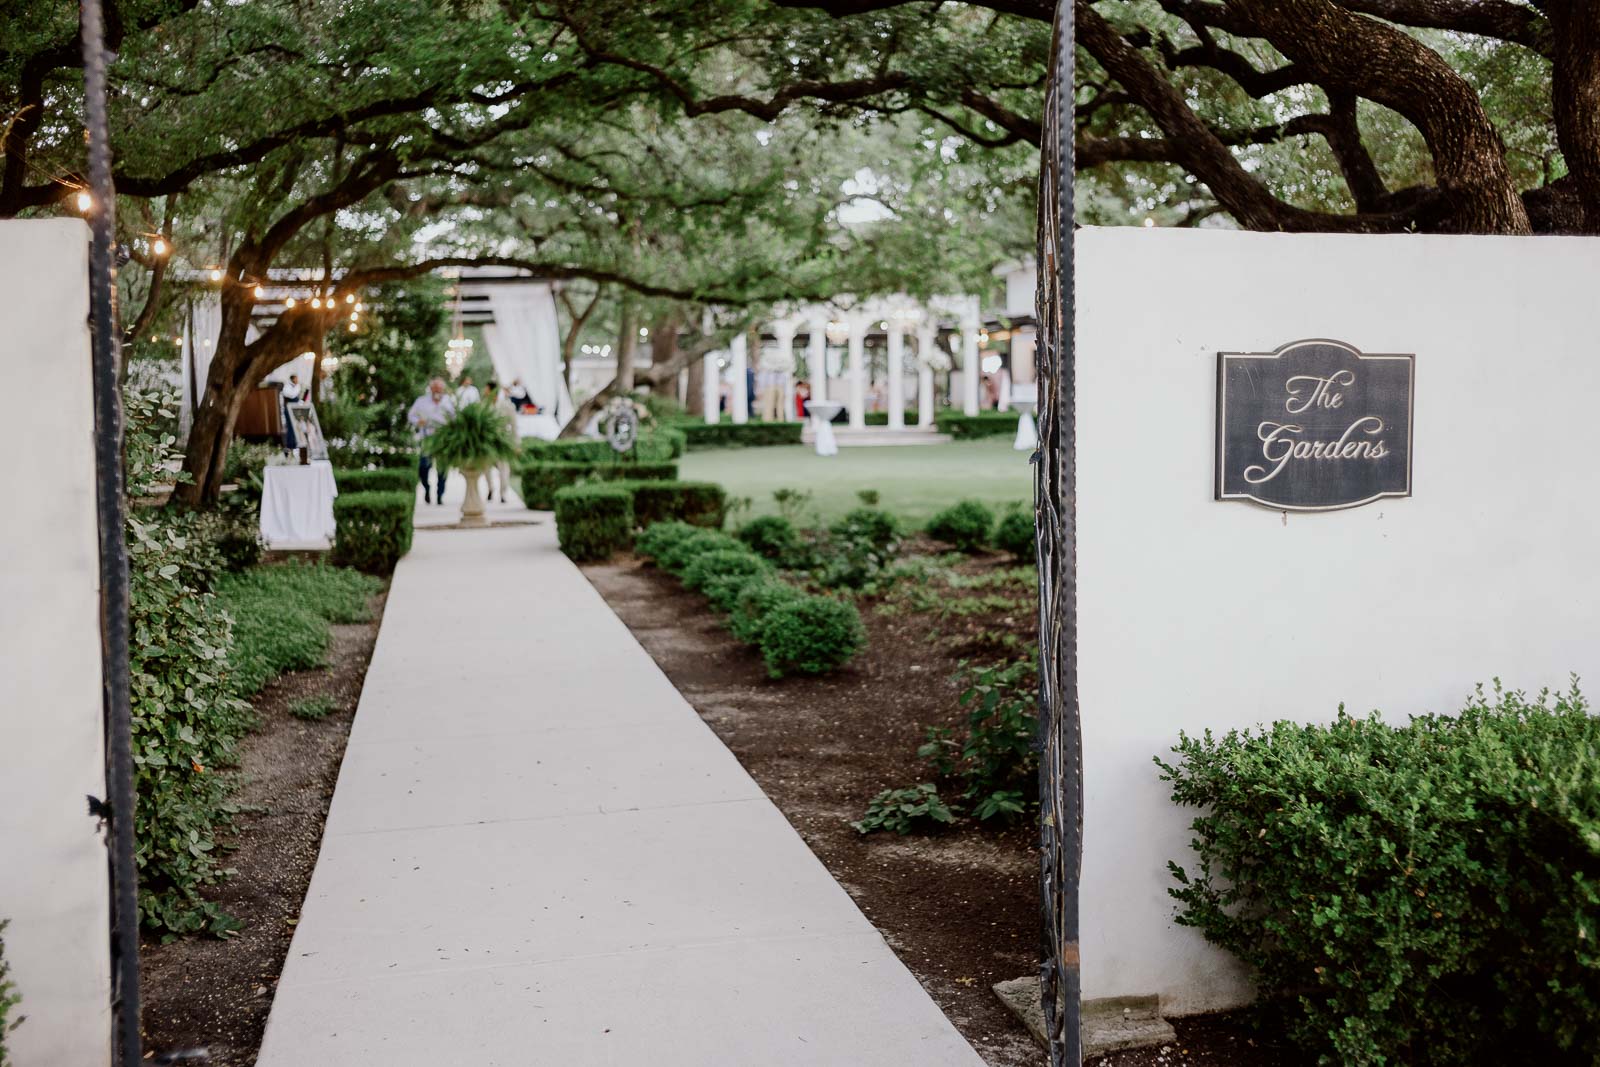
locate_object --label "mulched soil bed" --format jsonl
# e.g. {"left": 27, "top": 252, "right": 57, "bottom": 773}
{"left": 589, "top": 547, "right": 1301, "bottom": 1067}
{"left": 585, "top": 549, "right": 1046, "bottom": 1067}
{"left": 138, "top": 589, "right": 387, "bottom": 1066}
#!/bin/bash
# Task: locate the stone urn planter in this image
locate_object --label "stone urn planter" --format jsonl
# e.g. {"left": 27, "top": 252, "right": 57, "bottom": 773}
{"left": 458, "top": 464, "right": 489, "bottom": 527}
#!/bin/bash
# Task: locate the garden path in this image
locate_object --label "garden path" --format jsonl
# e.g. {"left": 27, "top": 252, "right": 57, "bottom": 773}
{"left": 255, "top": 519, "right": 983, "bottom": 1066}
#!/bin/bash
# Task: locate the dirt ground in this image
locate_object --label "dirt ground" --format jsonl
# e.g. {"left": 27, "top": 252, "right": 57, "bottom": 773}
{"left": 138, "top": 590, "right": 386, "bottom": 1066}
{"left": 586, "top": 553, "right": 1047, "bottom": 1067}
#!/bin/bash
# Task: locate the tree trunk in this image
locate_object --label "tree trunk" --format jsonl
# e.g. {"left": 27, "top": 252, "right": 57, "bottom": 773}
{"left": 616, "top": 297, "right": 636, "bottom": 393}
{"left": 1549, "top": 4, "right": 1600, "bottom": 231}
{"left": 686, "top": 354, "right": 705, "bottom": 417}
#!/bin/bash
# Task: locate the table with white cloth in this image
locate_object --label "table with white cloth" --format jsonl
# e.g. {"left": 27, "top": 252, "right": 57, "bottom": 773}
{"left": 259, "top": 460, "right": 338, "bottom": 548}
{"left": 516, "top": 412, "right": 562, "bottom": 441}
{"left": 807, "top": 401, "right": 844, "bottom": 457}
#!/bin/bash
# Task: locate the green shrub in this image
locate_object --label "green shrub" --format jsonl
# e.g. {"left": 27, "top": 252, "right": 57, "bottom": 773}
{"left": 728, "top": 577, "right": 804, "bottom": 644}
{"left": 332, "top": 490, "right": 414, "bottom": 574}
{"left": 1160, "top": 682, "right": 1600, "bottom": 1066}
{"left": 523, "top": 432, "right": 678, "bottom": 465}
{"left": 217, "top": 562, "right": 382, "bottom": 696}
{"left": 738, "top": 515, "right": 801, "bottom": 562}
{"left": 424, "top": 399, "right": 520, "bottom": 472}
{"left": 518, "top": 461, "right": 678, "bottom": 509}
{"left": 758, "top": 594, "right": 866, "bottom": 677}
{"left": 993, "top": 508, "right": 1036, "bottom": 562}
{"left": 862, "top": 411, "right": 919, "bottom": 427}
{"left": 658, "top": 528, "right": 743, "bottom": 574}
{"left": 334, "top": 467, "right": 416, "bottom": 495}
{"left": 925, "top": 499, "right": 994, "bottom": 551}
{"left": 680, "top": 421, "right": 804, "bottom": 450}
{"left": 934, "top": 410, "right": 1020, "bottom": 439}
{"left": 851, "top": 783, "right": 956, "bottom": 835}
{"left": 681, "top": 547, "right": 765, "bottom": 591}
{"left": 626, "top": 480, "right": 727, "bottom": 528}
{"left": 819, "top": 507, "right": 900, "bottom": 589}
{"left": 124, "top": 392, "right": 255, "bottom": 936}
{"left": 553, "top": 484, "right": 633, "bottom": 562}
{"left": 918, "top": 659, "right": 1037, "bottom": 823}
{"left": 0, "top": 920, "right": 17, "bottom": 1061}
{"left": 635, "top": 521, "right": 701, "bottom": 562}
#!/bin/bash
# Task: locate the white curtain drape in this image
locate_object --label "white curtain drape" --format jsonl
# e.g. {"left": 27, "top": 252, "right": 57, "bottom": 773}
{"left": 180, "top": 297, "right": 223, "bottom": 439}
{"left": 483, "top": 283, "right": 573, "bottom": 426}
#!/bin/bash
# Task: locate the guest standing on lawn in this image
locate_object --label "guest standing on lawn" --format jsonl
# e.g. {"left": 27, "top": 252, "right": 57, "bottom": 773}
{"left": 408, "top": 378, "right": 456, "bottom": 505}
{"left": 484, "top": 380, "right": 518, "bottom": 502}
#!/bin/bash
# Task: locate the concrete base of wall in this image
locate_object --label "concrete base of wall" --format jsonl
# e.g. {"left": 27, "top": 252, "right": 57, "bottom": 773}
{"left": 992, "top": 978, "right": 1178, "bottom": 1058}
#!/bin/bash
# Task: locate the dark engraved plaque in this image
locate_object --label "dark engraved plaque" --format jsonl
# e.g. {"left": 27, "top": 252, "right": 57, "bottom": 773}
{"left": 1216, "top": 339, "right": 1413, "bottom": 512}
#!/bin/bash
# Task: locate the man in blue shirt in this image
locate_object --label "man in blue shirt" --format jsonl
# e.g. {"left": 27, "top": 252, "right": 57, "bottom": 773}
{"left": 407, "top": 378, "right": 456, "bottom": 504}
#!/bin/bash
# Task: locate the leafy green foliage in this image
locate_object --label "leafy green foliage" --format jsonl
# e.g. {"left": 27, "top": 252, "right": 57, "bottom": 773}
{"left": 818, "top": 506, "right": 901, "bottom": 589}
{"left": 0, "top": 919, "right": 21, "bottom": 1063}
{"left": 679, "top": 422, "right": 804, "bottom": 449}
{"left": 625, "top": 481, "right": 727, "bottom": 529}
{"left": 923, "top": 659, "right": 1038, "bottom": 822}
{"left": 424, "top": 400, "right": 519, "bottom": 472}
{"left": 758, "top": 595, "right": 866, "bottom": 678}
{"left": 925, "top": 500, "right": 994, "bottom": 552}
{"left": 524, "top": 433, "right": 679, "bottom": 465}
{"left": 288, "top": 695, "right": 338, "bottom": 721}
{"left": 125, "top": 390, "right": 254, "bottom": 936}
{"left": 657, "top": 528, "right": 744, "bottom": 574}
{"left": 771, "top": 487, "right": 814, "bottom": 523}
{"left": 737, "top": 515, "right": 802, "bottom": 563}
{"left": 1159, "top": 682, "right": 1600, "bottom": 1066}
{"left": 327, "top": 279, "right": 449, "bottom": 438}
{"left": 553, "top": 484, "right": 633, "bottom": 562}
{"left": 326, "top": 444, "right": 416, "bottom": 470}
{"left": 217, "top": 562, "right": 382, "bottom": 696}
{"left": 682, "top": 548, "right": 766, "bottom": 592}
{"left": 635, "top": 520, "right": 701, "bottom": 563}
{"left": 852, "top": 784, "right": 956, "bottom": 836}
{"left": 728, "top": 577, "right": 805, "bottom": 644}
{"left": 993, "top": 507, "right": 1036, "bottom": 562}
{"left": 331, "top": 490, "right": 415, "bottom": 574}
{"left": 333, "top": 468, "right": 415, "bottom": 495}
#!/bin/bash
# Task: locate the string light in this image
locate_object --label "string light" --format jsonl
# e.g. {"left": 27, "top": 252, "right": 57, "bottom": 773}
{"left": 285, "top": 297, "right": 297, "bottom": 309}
{"left": 151, "top": 237, "right": 168, "bottom": 256}
{"left": 348, "top": 322, "right": 358, "bottom": 333}
{"left": 311, "top": 297, "right": 322, "bottom": 309}
{"left": 76, "top": 190, "right": 92, "bottom": 212}
{"left": 354, "top": 303, "right": 364, "bottom": 313}
{"left": 345, "top": 294, "right": 355, "bottom": 305}
{"left": 209, "top": 268, "right": 223, "bottom": 283}
{"left": 253, "top": 285, "right": 265, "bottom": 300}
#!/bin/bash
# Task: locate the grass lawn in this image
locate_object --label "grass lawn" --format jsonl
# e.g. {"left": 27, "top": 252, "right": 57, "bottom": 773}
{"left": 679, "top": 439, "right": 1033, "bottom": 526}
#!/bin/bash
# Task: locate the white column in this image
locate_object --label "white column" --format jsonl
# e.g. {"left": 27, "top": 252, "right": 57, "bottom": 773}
{"left": 916, "top": 324, "right": 936, "bottom": 427}
{"left": 774, "top": 322, "right": 798, "bottom": 422}
{"left": 886, "top": 323, "right": 906, "bottom": 430}
{"left": 961, "top": 314, "right": 981, "bottom": 416}
{"left": 730, "top": 333, "right": 749, "bottom": 424}
{"left": 847, "top": 316, "right": 867, "bottom": 429}
{"left": 702, "top": 351, "right": 720, "bottom": 424}
{"left": 807, "top": 315, "right": 828, "bottom": 405}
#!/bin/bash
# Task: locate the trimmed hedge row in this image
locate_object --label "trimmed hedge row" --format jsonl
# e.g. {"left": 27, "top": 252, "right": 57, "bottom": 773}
{"left": 634, "top": 521, "right": 864, "bottom": 677}
{"left": 519, "top": 461, "right": 678, "bottom": 509}
{"left": 553, "top": 484, "right": 633, "bottom": 562}
{"left": 332, "top": 490, "right": 414, "bottom": 574}
{"left": 933, "top": 410, "right": 1020, "bottom": 439}
{"left": 523, "top": 427, "right": 684, "bottom": 464}
{"left": 327, "top": 444, "right": 417, "bottom": 469}
{"left": 334, "top": 467, "right": 416, "bottom": 495}
{"left": 677, "top": 421, "right": 804, "bottom": 450}
{"left": 550, "top": 480, "right": 728, "bottom": 562}
{"left": 863, "top": 411, "right": 921, "bottom": 426}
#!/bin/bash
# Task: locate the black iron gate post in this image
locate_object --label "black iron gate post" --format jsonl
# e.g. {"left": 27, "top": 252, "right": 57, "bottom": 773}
{"left": 1035, "top": 2, "right": 1081, "bottom": 1065}
{"left": 80, "top": 0, "right": 143, "bottom": 1061}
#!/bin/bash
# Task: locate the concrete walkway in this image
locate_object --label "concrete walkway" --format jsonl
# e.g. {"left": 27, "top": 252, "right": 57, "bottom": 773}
{"left": 256, "top": 520, "right": 983, "bottom": 1065}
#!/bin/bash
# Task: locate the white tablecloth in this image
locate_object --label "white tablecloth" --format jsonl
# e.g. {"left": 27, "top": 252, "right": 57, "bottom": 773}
{"left": 808, "top": 402, "right": 844, "bottom": 456}
{"left": 516, "top": 413, "right": 561, "bottom": 441}
{"left": 260, "top": 460, "right": 337, "bottom": 547}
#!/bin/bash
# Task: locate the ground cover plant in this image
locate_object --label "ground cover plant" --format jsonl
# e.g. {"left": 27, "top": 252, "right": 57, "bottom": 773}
{"left": 1160, "top": 682, "right": 1600, "bottom": 1067}
{"left": 218, "top": 563, "right": 383, "bottom": 696}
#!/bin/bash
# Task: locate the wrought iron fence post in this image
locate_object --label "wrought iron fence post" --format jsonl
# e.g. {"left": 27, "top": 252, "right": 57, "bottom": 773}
{"left": 80, "top": 0, "right": 143, "bottom": 1062}
{"left": 1036, "top": 2, "right": 1081, "bottom": 1065}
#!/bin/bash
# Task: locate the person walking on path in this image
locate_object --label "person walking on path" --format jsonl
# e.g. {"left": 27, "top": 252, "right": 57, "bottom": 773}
{"left": 456, "top": 374, "right": 481, "bottom": 406}
{"left": 408, "top": 378, "right": 456, "bottom": 505}
{"left": 484, "top": 379, "right": 518, "bottom": 502}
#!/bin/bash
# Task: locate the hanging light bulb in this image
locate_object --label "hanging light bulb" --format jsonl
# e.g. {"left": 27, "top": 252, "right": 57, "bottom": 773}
{"left": 151, "top": 237, "right": 168, "bottom": 256}
{"left": 252, "top": 285, "right": 265, "bottom": 300}
{"left": 76, "top": 190, "right": 92, "bottom": 212}
{"left": 355, "top": 302, "right": 364, "bottom": 313}
{"left": 348, "top": 322, "right": 358, "bottom": 333}
{"left": 285, "top": 297, "right": 297, "bottom": 309}
{"left": 345, "top": 293, "right": 355, "bottom": 305}
{"left": 311, "top": 297, "right": 322, "bottom": 309}
{"left": 209, "top": 268, "right": 224, "bottom": 282}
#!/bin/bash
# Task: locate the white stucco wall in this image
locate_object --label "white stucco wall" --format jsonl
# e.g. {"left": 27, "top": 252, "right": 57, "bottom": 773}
{"left": 0, "top": 219, "right": 111, "bottom": 1063}
{"left": 1075, "top": 227, "right": 1600, "bottom": 1015}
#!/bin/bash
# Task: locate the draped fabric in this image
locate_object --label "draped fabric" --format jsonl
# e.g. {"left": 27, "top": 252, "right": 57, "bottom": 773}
{"left": 482, "top": 283, "right": 573, "bottom": 427}
{"left": 179, "top": 297, "right": 223, "bottom": 439}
